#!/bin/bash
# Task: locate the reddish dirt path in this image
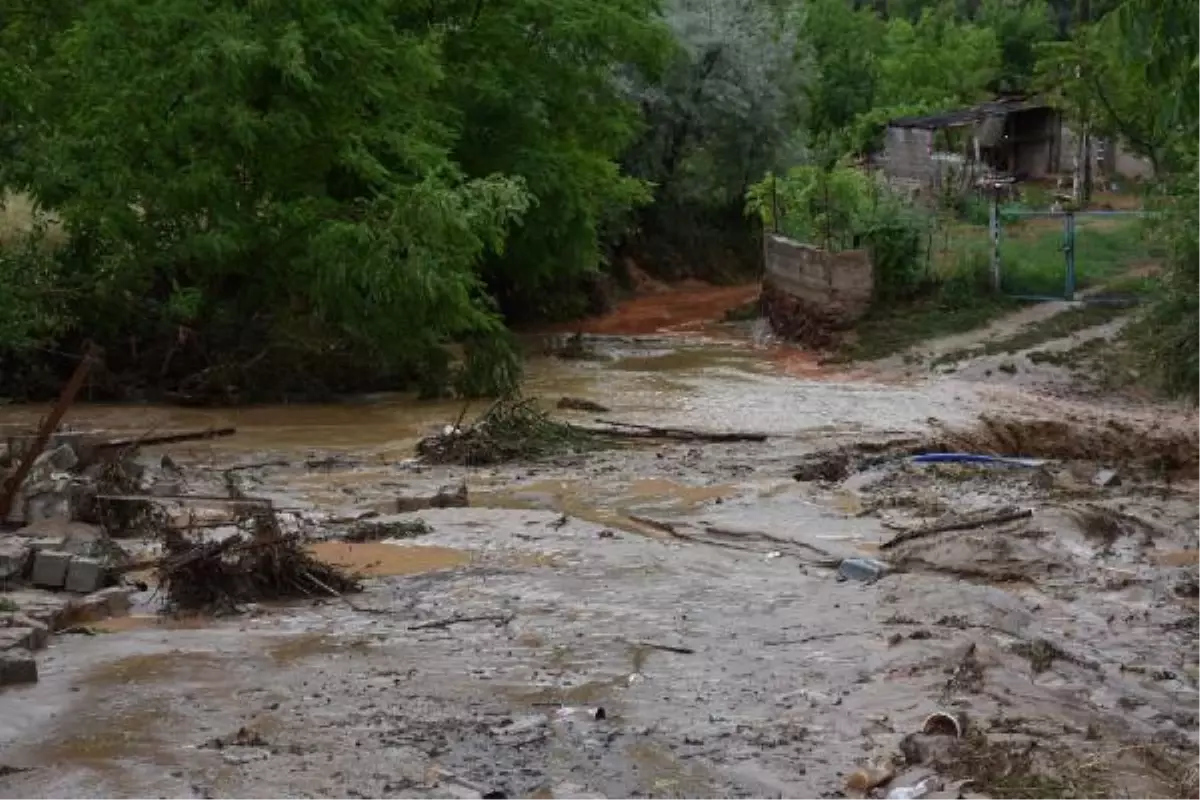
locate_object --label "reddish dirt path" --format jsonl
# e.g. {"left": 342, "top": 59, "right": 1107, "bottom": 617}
{"left": 548, "top": 282, "right": 761, "bottom": 336}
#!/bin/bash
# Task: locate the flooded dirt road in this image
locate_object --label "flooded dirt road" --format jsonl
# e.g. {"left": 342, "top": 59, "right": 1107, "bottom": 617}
{"left": 0, "top": 304, "right": 1196, "bottom": 799}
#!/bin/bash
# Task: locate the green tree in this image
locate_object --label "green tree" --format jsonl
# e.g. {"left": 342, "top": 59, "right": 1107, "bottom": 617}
{"left": 435, "top": 0, "right": 672, "bottom": 319}
{"left": 977, "top": 0, "right": 1055, "bottom": 93}
{"left": 801, "top": 0, "right": 885, "bottom": 147}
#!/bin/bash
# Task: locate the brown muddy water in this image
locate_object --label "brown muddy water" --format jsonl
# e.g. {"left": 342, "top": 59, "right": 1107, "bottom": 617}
{"left": 0, "top": 326, "right": 1197, "bottom": 799}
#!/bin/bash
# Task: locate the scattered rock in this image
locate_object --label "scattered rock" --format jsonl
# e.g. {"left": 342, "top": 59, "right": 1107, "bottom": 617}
{"left": 1092, "top": 468, "right": 1121, "bottom": 487}
{"left": 32, "top": 443, "right": 78, "bottom": 474}
{"left": 0, "top": 652, "right": 38, "bottom": 686}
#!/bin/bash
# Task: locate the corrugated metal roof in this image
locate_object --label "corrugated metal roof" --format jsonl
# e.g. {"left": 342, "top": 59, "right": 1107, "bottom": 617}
{"left": 887, "top": 97, "right": 1050, "bottom": 130}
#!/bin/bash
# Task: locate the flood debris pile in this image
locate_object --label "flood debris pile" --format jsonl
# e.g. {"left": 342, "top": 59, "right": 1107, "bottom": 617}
{"left": 156, "top": 513, "right": 361, "bottom": 614}
{"left": 417, "top": 395, "right": 599, "bottom": 466}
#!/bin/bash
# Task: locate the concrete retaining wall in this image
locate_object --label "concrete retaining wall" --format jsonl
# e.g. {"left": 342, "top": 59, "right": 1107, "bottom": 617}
{"left": 762, "top": 234, "right": 873, "bottom": 327}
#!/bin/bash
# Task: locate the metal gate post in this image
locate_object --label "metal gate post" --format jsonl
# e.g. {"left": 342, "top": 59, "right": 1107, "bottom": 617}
{"left": 1063, "top": 212, "right": 1076, "bottom": 300}
{"left": 989, "top": 185, "right": 1001, "bottom": 292}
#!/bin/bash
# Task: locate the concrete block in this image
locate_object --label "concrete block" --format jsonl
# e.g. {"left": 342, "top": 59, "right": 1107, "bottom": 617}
{"left": 26, "top": 536, "right": 66, "bottom": 552}
{"left": 0, "top": 614, "right": 49, "bottom": 650}
{"left": 0, "top": 540, "right": 32, "bottom": 581}
{"left": 0, "top": 652, "right": 38, "bottom": 686}
{"left": 23, "top": 483, "right": 72, "bottom": 525}
{"left": 31, "top": 550, "right": 72, "bottom": 589}
{"left": 64, "top": 557, "right": 105, "bottom": 594}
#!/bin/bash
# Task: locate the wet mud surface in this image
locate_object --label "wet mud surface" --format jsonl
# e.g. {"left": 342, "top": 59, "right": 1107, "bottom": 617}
{"left": 0, "top": 304, "right": 1197, "bottom": 799}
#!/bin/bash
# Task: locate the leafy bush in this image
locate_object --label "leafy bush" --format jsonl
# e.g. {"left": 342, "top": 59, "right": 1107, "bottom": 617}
{"left": 860, "top": 193, "right": 931, "bottom": 302}
{"left": 0, "top": 212, "right": 66, "bottom": 350}
{"left": 748, "top": 165, "right": 932, "bottom": 304}
{"left": 1134, "top": 161, "right": 1199, "bottom": 400}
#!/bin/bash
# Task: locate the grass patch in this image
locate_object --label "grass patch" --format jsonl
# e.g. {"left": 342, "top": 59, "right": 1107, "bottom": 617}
{"left": 838, "top": 296, "right": 1022, "bottom": 362}
{"left": 0, "top": 598, "right": 18, "bottom": 613}
{"left": 842, "top": 215, "right": 1157, "bottom": 364}
{"left": 1000, "top": 216, "right": 1154, "bottom": 297}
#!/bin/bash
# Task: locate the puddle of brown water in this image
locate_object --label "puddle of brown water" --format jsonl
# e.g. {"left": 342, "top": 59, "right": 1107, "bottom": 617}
{"left": 627, "top": 741, "right": 720, "bottom": 797}
{"left": 94, "top": 614, "right": 217, "bottom": 633}
{"left": 1154, "top": 550, "right": 1199, "bottom": 567}
{"left": 611, "top": 347, "right": 768, "bottom": 376}
{"left": 85, "top": 651, "right": 228, "bottom": 687}
{"left": 36, "top": 701, "right": 174, "bottom": 766}
{"left": 307, "top": 541, "right": 471, "bottom": 576}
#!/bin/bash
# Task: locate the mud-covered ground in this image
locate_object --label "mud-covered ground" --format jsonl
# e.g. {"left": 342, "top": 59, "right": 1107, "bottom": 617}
{"left": 0, "top": 306, "right": 1196, "bottom": 799}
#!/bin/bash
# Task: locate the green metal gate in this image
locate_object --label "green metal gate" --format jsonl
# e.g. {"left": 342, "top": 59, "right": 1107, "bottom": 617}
{"left": 995, "top": 209, "right": 1149, "bottom": 301}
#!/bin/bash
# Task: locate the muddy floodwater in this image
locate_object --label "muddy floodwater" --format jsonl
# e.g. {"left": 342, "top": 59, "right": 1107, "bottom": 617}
{"left": 0, "top": 317, "right": 1196, "bottom": 799}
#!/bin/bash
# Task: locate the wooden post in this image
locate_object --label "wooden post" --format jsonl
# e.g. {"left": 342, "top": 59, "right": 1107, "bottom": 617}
{"left": 0, "top": 343, "right": 101, "bottom": 522}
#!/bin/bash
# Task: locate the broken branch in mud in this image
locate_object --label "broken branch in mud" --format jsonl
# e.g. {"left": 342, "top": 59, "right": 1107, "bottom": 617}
{"left": 155, "top": 514, "right": 360, "bottom": 613}
{"left": 880, "top": 506, "right": 1033, "bottom": 550}
{"left": 408, "top": 613, "right": 514, "bottom": 631}
{"left": 633, "top": 514, "right": 840, "bottom": 564}
{"left": 634, "top": 640, "right": 696, "bottom": 655}
{"left": 588, "top": 418, "right": 768, "bottom": 443}
{"left": 93, "top": 426, "right": 237, "bottom": 451}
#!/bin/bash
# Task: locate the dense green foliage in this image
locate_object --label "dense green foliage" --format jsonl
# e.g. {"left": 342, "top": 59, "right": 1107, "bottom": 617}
{"left": 0, "top": 0, "right": 669, "bottom": 399}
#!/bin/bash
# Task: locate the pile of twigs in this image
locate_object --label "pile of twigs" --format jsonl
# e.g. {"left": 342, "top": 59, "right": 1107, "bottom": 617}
{"left": 417, "top": 395, "right": 598, "bottom": 466}
{"left": 156, "top": 513, "right": 360, "bottom": 613}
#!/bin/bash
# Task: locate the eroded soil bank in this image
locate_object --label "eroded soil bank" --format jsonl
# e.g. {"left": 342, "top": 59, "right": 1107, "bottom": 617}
{"left": 0, "top": 300, "right": 1196, "bottom": 799}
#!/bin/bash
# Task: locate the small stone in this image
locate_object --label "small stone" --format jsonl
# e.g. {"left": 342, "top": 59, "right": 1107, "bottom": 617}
{"left": 1092, "top": 469, "right": 1121, "bottom": 487}
{"left": 64, "top": 558, "right": 106, "bottom": 594}
{"left": 30, "top": 550, "right": 72, "bottom": 589}
{"left": 0, "top": 652, "right": 38, "bottom": 686}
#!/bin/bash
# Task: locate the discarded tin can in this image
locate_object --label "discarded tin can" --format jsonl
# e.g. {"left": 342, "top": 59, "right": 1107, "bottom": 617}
{"left": 837, "top": 557, "right": 890, "bottom": 583}
{"left": 921, "top": 710, "right": 967, "bottom": 738}
{"left": 886, "top": 776, "right": 939, "bottom": 799}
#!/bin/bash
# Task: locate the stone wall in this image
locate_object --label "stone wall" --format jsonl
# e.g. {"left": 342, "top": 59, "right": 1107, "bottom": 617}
{"left": 881, "top": 126, "right": 936, "bottom": 182}
{"left": 762, "top": 234, "right": 873, "bottom": 343}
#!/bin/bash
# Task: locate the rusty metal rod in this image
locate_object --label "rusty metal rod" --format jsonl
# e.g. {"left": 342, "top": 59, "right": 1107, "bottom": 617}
{"left": 0, "top": 343, "right": 100, "bottom": 521}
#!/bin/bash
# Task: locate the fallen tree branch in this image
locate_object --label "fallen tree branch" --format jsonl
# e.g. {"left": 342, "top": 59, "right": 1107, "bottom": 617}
{"left": 408, "top": 613, "right": 514, "bottom": 631}
{"left": 94, "top": 426, "right": 236, "bottom": 450}
{"left": 634, "top": 640, "right": 695, "bottom": 655}
{"left": 630, "top": 515, "right": 839, "bottom": 564}
{"left": 585, "top": 418, "right": 769, "bottom": 443}
{"left": 880, "top": 507, "right": 1033, "bottom": 550}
